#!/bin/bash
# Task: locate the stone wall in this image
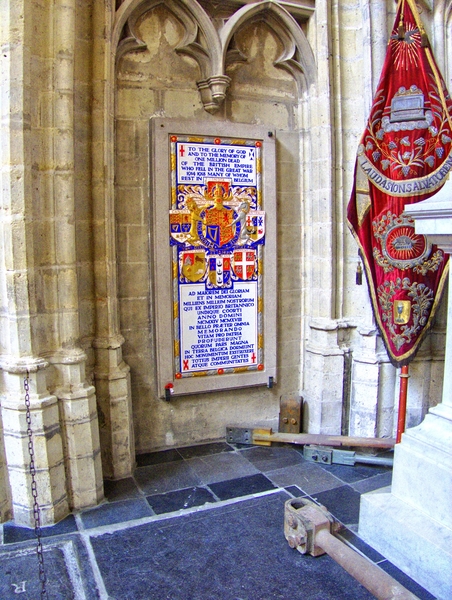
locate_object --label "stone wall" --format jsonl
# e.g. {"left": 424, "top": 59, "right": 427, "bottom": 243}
{"left": 0, "top": 0, "right": 448, "bottom": 525}
{"left": 115, "top": 5, "right": 304, "bottom": 452}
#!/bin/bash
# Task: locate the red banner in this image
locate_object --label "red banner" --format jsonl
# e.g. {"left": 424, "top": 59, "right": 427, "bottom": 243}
{"left": 347, "top": 0, "right": 451, "bottom": 367}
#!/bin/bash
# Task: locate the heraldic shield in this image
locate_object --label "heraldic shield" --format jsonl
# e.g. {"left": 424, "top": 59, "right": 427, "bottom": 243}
{"left": 170, "top": 210, "right": 191, "bottom": 245}
{"left": 208, "top": 255, "right": 231, "bottom": 287}
{"left": 181, "top": 251, "right": 206, "bottom": 282}
{"left": 203, "top": 183, "right": 236, "bottom": 247}
{"left": 247, "top": 211, "right": 266, "bottom": 243}
{"left": 233, "top": 250, "right": 256, "bottom": 280}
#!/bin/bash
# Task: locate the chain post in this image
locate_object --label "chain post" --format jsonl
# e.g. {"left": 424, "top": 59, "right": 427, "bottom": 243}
{"left": 24, "top": 372, "right": 49, "bottom": 600}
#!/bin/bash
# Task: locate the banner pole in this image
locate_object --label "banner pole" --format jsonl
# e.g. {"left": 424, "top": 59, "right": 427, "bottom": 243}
{"left": 396, "top": 365, "right": 409, "bottom": 443}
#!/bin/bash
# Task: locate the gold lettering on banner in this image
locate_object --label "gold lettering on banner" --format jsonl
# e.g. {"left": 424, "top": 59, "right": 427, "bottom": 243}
{"left": 356, "top": 163, "right": 371, "bottom": 227}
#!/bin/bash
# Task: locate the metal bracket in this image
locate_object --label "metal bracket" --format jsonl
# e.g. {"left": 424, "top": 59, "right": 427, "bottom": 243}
{"left": 303, "top": 445, "right": 332, "bottom": 465}
{"left": 164, "top": 383, "right": 174, "bottom": 401}
{"left": 226, "top": 427, "right": 253, "bottom": 445}
{"left": 284, "top": 497, "right": 339, "bottom": 556}
{"left": 303, "top": 445, "right": 393, "bottom": 467}
{"left": 278, "top": 395, "right": 302, "bottom": 434}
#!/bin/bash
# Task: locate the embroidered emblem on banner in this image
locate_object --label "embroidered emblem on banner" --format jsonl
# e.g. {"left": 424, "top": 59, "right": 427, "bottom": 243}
{"left": 372, "top": 212, "right": 435, "bottom": 272}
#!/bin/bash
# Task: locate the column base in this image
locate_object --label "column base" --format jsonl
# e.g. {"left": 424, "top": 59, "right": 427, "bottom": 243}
{"left": 359, "top": 487, "right": 452, "bottom": 600}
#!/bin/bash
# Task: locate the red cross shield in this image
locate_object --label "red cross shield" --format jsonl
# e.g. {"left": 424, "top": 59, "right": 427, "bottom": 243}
{"left": 233, "top": 250, "right": 256, "bottom": 280}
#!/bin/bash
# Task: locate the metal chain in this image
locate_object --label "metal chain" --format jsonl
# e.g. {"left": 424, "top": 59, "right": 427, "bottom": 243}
{"left": 24, "top": 373, "right": 49, "bottom": 600}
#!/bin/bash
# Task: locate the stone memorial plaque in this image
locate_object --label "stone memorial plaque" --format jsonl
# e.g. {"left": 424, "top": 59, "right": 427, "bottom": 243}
{"left": 152, "top": 119, "right": 277, "bottom": 397}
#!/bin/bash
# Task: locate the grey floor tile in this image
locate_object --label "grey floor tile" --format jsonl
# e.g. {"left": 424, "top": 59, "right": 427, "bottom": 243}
{"left": 186, "top": 451, "right": 259, "bottom": 484}
{"left": 285, "top": 485, "right": 308, "bottom": 498}
{"left": 266, "top": 461, "right": 343, "bottom": 495}
{"left": 80, "top": 498, "right": 154, "bottom": 529}
{"left": 3, "top": 515, "right": 78, "bottom": 544}
{"left": 103, "top": 477, "right": 142, "bottom": 502}
{"left": 136, "top": 448, "right": 183, "bottom": 467}
{"left": 240, "top": 445, "right": 305, "bottom": 472}
{"left": 147, "top": 487, "right": 217, "bottom": 515}
{"left": 134, "top": 461, "right": 203, "bottom": 495}
{"left": 90, "top": 491, "right": 375, "bottom": 600}
{"left": 351, "top": 471, "right": 393, "bottom": 494}
{"left": 177, "top": 442, "right": 234, "bottom": 459}
{"left": 319, "top": 461, "right": 392, "bottom": 484}
{"left": 0, "top": 538, "right": 99, "bottom": 600}
{"left": 209, "top": 473, "right": 278, "bottom": 501}
{"left": 309, "top": 485, "right": 362, "bottom": 526}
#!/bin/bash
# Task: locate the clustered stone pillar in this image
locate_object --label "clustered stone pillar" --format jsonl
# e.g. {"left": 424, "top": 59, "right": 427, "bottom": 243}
{"left": 92, "top": 0, "right": 135, "bottom": 480}
{"left": 1, "top": 362, "right": 69, "bottom": 526}
{"left": 0, "top": 0, "right": 104, "bottom": 527}
{"left": 54, "top": 352, "right": 103, "bottom": 510}
{"left": 48, "top": 0, "right": 104, "bottom": 511}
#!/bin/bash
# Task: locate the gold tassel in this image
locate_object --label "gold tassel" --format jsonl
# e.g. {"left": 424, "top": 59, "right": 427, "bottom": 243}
{"left": 420, "top": 31, "right": 429, "bottom": 48}
{"left": 397, "top": 0, "right": 405, "bottom": 41}
{"left": 356, "top": 261, "right": 363, "bottom": 286}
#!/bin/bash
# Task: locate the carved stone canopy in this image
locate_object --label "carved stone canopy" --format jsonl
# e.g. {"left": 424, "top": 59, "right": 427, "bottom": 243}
{"left": 113, "top": 0, "right": 316, "bottom": 113}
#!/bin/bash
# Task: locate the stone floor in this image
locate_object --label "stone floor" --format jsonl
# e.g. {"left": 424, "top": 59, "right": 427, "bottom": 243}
{"left": 0, "top": 441, "right": 436, "bottom": 599}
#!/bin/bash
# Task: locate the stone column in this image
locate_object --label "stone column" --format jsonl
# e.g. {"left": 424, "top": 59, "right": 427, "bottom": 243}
{"left": 302, "top": 319, "right": 355, "bottom": 434}
{"left": 359, "top": 189, "right": 452, "bottom": 600}
{"left": 53, "top": 351, "right": 103, "bottom": 510}
{"left": 349, "top": 327, "right": 396, "bottom": 438}
{"left": 92, "top": 1, "right": 134, "bottom": 479}
{"left": 46, "top": 0, "right": 104, "bottom": 510}
{"left": 0, "top": 0, "right": 69, "bottom": 526}
{"left": 1, "top": 361, "right": 68, "bottom": 526}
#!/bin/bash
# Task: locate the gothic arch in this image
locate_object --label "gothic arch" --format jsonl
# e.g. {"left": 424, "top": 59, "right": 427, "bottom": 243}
{"left": 220, "top": 1, "right": 316, "bottom": 95}
{"left": 113, "top": 0, "right": 316, "bottom": 112}
{"left": 114, "top": 0, "right": 227, "bottom": 113}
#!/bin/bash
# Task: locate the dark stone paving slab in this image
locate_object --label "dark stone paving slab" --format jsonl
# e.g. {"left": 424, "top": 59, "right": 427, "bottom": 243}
{"left": 177, "top": 441, "right": 234, "bottom": 459}
{"left": 90, "top": 491, "right": 375, "bottom": 600}
{"left": 351, "top": 471, "right": 393, "bottom": 494}
{"left": 104, "top": 477, "right": 142, "bottom": 502}
{"left": 208, "top": 473, "right": 277, "bottom": 500}
{"left": 0, "top": 538, "right": 99, "bottom": 600}
{"left": 310, "top": 485, "right": 362, "bottom": 526}
{"left": 146, "top": 486, "right": 217, "bottom": 514}
{"left": 319, "top": 461, "right": 392, "bottom": 484}
{"left": 136, "top": 448, "right": 183, "bottom": 467}
{"left": 187, "top": 451, "right": 259, "bottom": 484}
{"left": 3, "top": 515, "right": 78, "bottom": 544}
{"left": 266, "top": 461, "right": 343, "bottom": 495}
{"left": 285, "top": 485, "right": 307, "bottom": 497}
{"left": 240, "top": 445, "right": 305, "bottom": 471}
{"left": 134, "top": 461, "right": 202, "bottom": 495}
{"left": 80, "top": 498, "right": 154, "bottom": 529}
